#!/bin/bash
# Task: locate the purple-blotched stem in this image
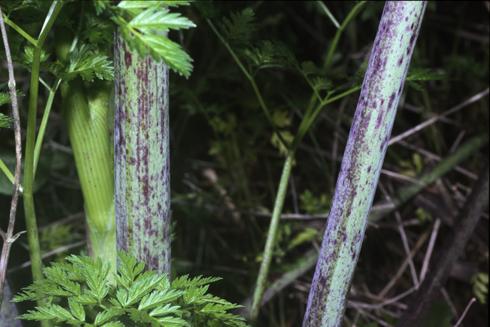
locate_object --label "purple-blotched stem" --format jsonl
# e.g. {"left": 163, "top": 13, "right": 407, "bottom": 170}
{"left": 114, "top": 32, "right": 171, "bottom": 275}
{"left": 303, "top": 2, "right": 427, "bottom": 326}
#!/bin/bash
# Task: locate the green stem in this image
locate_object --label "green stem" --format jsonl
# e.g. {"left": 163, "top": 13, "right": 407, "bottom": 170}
{"left": 249, "top": 85, "right": 359, "bottom": 320}
{"left": 323, "top": 1, "right": 367, "bottom": 70}
{"left": 22, "top": 0, "right": 63, "bottom": 286}
{"left": 250, "top": 133, "right": 486, "bottom": 311}
{"left": 0, "top": 158, "right": 14, "bottom": 185}
{"left": 23, "top": 45, "right": 43, "bottom": 285}
{"left": 250, "top": 153, "right": 294, "bottom": 321}
{"left": 1, "top": 14, "right": 37, "bottom": 47}
{"left": 206, "top": 19, "right": 288, "bottom": 149}
{"left": 33, "top": 79, "right": 61, "bottom": 177}
{"left": 62, "top": 80, "right": 116, "bottom": 267}
{"left": 303, "top": 1, "right": 366, "bottom": 115}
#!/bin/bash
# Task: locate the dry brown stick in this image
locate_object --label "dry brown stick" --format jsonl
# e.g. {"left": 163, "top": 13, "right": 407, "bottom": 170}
{"left": 419, "top": 218, "right": 441, "bottom": 282}
{"left": 397, "top": 159, "right": 489, "bottom": 327}
{"left": 389, "top": 88, "right": 489, "bottom": 145}
{"left": 0, "top": 7, "right": 24, "bottom": 307}
{"left": 379, "top": 183, "right": 420, "bottom": 288}
{"left": 378, "top": 231, "right": 430, "bottom": 298}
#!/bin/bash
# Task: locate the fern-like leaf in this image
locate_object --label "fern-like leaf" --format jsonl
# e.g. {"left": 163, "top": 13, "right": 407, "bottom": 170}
{"left": 221, "top": 8, "right": 256, "bottom": 47}
{"left": 63, "top": 45, "right": 114, "bottom": 82}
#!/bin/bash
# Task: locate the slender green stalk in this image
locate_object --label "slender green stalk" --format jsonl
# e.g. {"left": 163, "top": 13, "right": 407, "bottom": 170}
{"left": 304, "top": 1, "right": 367, "bottom": 136}
{"left": 209, "top": 6, "right": 365, "bottom": 320}
{"left": 1, "top": 14, "right": 37, "bottom": 47}
{"left": 22, "top": 0, "right": 63, "bottom": 286}
{"left": 206, "top": 19, "right": 288, "bottom": 149}
{"left": 23, "top": 45, "right": 43, "bottom": 284}
{"left": 62, "top": 80, "right": 116, "bottom": 267}
{"left": 114, "top": 32, "right": 171, "bottom": 275}
{"left": 323, "top": 1, "right": 366, "bottom": 70}
{"left": 250, "top": 134, "right": 486, "bottom": 309}
{"left": 33, "top": 79, "right": 61, "bottom": 177}
{"left": 303, "top": 3, "right": 427, "bottom": 326}
{"left": 0, "top": 159, "right": 14, "bottom": 185}
{"left": 317, "top": 1, "right": 340, "bottom": 29}
{"left": 251, "top": 153, "right": 294, "bottom": 320}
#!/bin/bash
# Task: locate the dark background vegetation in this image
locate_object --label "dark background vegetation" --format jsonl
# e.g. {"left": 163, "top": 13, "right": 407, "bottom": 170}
{"left": 1, "top": 1, "right": 489, "bottom": 326}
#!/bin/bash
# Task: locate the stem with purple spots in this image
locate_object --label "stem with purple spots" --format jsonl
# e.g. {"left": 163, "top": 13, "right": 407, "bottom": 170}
{"left": 303, "top": 2, "right": 427, "bottom": 326}
{"left": 114, "top": 32, "right": 171, "bottom": 275}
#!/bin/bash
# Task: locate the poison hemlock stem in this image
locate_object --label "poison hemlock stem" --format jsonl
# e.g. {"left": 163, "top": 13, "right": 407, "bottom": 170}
{"left": 303, "top": 2, "right": 427, "bottom": 326}
{"left": 114, "top": 32, "right": 171, "bottom": 275}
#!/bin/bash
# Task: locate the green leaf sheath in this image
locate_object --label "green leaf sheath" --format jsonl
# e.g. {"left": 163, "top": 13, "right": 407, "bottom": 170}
{"left": 62, "top": 80, "right": 116, "bottom": 267}
{"left": 303, "top": 2, "right": 427, "bottom": 327}
{"left": 114, "top": 32, "right": 171, "bottom": 275}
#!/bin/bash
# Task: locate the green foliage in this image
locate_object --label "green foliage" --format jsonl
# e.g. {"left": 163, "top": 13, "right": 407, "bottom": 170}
{"left": 40, "top": 223, "right": 80, "bottom": 255}
{"left": 406, "top": 68, "right": 445, "bottom": 92}
{"left": 220, "top": 8, "right": 256, "bottom": 47}
{"left": 113, "top": 0, "right": 196, "bottom": 77}
{"left": 14, "top": 252, "right": 248, "bottom": 327}
{"left": 3, "top": 0, "right": 195, "bottom": 79}
{"left": 0, "top": 112, "right": 12, "bottom": 129}
{"left": 399, "top": 153, "right": 425, "bottom": 177}
{"left": 244, "top": 40, "right": 296, "bottom": 72}
{"left": 415, "top": 207, "right": 432, "bottom": 224}
{"left": 472, "top": 272, "right": 489, "bottom": 304}
{"left": 300, "top": 190, "right": 330, "bottom": 214}
{"left": 0, "top": 92, "right": 11, "bottom": 106}
{"left": 62, "top": 45, "right": 114, "bottom": 82}
{"left": 287, "top": 227, "right": 319, "bottom": 251}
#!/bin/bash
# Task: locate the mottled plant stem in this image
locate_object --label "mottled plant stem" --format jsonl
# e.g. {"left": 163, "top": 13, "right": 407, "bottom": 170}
{"left": 303, "top": 3, "right": 427, "bottom": 327}
{"left": 247, "top": 134, "right": 485, "bottom": 310}
{"left": 397, "top": 159, "right": 489, "bottom": 327}
{"left": 114, "top": 32, "right": 171, "bottom": 275}
{"left": 63, "top": 81, "right": 116, "bottom": 267}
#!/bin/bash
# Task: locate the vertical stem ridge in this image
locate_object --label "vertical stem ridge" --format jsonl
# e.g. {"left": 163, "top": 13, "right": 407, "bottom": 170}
{"left": 114, "top": 32, "right": 171, "bottom": 275}
{"left": 63, "top": 81, "right": 116, "bottom": 267}
{"left": 303, "top": 2, "right": 427, "bottom": 326}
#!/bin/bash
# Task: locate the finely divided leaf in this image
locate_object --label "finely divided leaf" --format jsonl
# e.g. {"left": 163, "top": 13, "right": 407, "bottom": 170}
{"left": 129, "top": 8, "right": 195, "bottom": 31}
{"left": 0, "top": 113, "right": 12, "bottom": 129}
{"left": 122, "top": 28, "right": 193, "bottom": 77}
{"left": 64, "top": 45, "right": 114, "bottom": 82}
{"left": 221, "top": 8, "right": 256, "bottom": 46}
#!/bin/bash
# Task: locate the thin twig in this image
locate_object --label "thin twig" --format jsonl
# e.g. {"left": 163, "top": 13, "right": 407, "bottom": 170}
{"left": 453, "top": 298, "right": 477, "bottom": 327}
{"left": 8, "top": 241, "right": 86, "bottom": 273}
{"left": 378, "top": 231, "right": 430, "bottom": 298}
{"left": 397, "top": 159, "right": 490, "bottom": 327}
{"left": 380, "top": 184, "right": 419, "bottom": 289}
{"left": 349, "top": 287, "right": 416, "bottom": 311}
{"left": 398, "top": 140, "right": 478, "bottom": 180}
{"left": 389, "top": 88, "right": 489, "bottom": 145}
{"left": 0, "top": 6, "right": 23, "bottom": 306}
{"left": 419, "top": 218, "right": 441, "bottom": 282}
